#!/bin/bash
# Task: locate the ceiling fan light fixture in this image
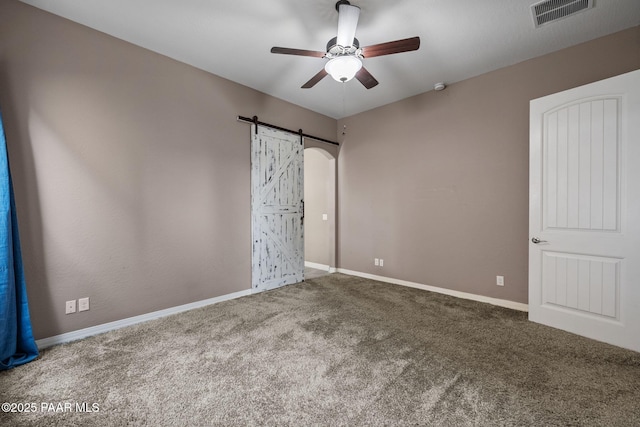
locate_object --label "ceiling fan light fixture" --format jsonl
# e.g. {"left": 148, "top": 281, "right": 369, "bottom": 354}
{"left": 324, "top": 56, "right": 363, "bottom": 83}
{"left": 271, "top": 1, "right": 420, "bottom": 90}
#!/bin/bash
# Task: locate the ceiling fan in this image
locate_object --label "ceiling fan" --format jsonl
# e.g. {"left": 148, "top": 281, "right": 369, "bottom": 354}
{"left": 270, "top": 0, "right": 420, "bottom": 89}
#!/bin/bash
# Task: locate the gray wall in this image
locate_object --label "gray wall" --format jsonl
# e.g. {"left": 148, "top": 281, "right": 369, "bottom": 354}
{"left": 337, "top": 27, "right": 640, "bottom": 304}
{"left": 0, "top": 0, "right": 336, "bottom": 339}
{"left": 304, "top": 148, "right": 331, "bottom": 267}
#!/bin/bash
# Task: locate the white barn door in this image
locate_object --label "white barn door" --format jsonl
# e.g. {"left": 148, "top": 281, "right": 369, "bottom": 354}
{"left": 251, "top": 125, "right": 304, "bottom": 291}
{"left": 529, "top": 69, "right": 640, "bottom": 352}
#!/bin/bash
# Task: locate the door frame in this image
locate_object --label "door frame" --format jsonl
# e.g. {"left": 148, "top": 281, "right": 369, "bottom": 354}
{"left": 303, "top": 146, "right": 337, "bottom": 273}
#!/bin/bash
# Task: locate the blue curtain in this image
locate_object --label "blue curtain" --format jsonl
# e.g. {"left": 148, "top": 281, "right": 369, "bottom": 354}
{"left": 0, "top": 109, "right": 38, "bottom": 370}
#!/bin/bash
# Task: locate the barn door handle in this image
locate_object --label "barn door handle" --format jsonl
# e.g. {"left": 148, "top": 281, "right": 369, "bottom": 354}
{"left": 531, "top": 237, "right": 547, "bottom": 244}
{"left": 301, "top": 200, "right": 305, "bottom": 225}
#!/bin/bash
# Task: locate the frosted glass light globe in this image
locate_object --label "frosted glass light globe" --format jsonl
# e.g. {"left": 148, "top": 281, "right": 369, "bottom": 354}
{"left": 324, "top": 56, "right": 362, "bottom": 82}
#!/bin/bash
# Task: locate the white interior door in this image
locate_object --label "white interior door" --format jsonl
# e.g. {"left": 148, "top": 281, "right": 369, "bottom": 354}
{"left": 251, "top": 125, "right": 304, "bottom": 291}
{"left": 529, "top": 69, "right": 640, "bottom": 352}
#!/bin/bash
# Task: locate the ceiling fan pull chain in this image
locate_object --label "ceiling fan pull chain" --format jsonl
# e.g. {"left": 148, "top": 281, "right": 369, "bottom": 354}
{"left": 342, "top": 82, "right": 346, "bottom": 117}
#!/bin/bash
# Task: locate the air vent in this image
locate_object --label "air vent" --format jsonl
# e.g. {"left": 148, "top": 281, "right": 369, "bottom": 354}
{"left": 531, "top": 0, "right": 593, "bottom": 28}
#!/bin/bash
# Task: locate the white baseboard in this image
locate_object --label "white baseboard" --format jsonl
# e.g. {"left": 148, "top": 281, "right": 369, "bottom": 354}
{"left": 36, "top": 271, "right": 526, "bottom": 349}
{"left": 36, "top": 289, "right": 253, "bottom": 349}
{"left": 336, "top": 269, "right": 528, "bottom": 312}
{"left": 304, "top": 261, "right": 331, "bottom": 271}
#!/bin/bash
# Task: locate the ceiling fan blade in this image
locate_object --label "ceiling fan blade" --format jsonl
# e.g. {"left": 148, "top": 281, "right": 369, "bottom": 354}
{"left": 361, "top": 36, "right": 421, "bottom": 58}
{"left": 355, "top": 67, "right": 379, "bottom": 89}
{"left": 336, "top": 3, "right": 360, "bottom": 48}
{"left": 270, "top": 47, "right": 325, "bottom": 58}
{"left": 302, "top": 69, "right": 328, "bottom": 89}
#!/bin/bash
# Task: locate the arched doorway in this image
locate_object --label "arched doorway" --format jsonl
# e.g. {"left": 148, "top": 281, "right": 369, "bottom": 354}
{"left": 304, "top": 147, "right": 336, "bottom": 279}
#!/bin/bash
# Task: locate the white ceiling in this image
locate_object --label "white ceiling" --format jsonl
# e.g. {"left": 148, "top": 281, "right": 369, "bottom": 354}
{"left": 20, "top": 0, "right": 640, "bottom": 119}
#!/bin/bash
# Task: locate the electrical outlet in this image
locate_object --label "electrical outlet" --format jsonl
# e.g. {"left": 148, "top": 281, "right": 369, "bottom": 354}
{"left": 65, "top": 300, "right": 76, "bottom": 314}
{"left": 379, "top": 259, "right": 384, "bottom": 267}
{"left": 496, "top": 276, "right": 505, "bottom": 286}
{"left": 78, "top": 297, "right": 90, "bottom": 312}
{"left": 374, "top": 258, "right": 379, "bottom": 266}
{"left": 322, "top": 213, "right": 328, "bottom": 221}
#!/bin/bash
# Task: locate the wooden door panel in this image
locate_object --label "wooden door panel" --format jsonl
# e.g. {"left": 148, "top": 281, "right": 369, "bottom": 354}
{"left": 541, "top": 252, "right": 619, "bottom": 318}
{"left": 251, "top": 126, "right": 304, "bottom": 291}
{"left": 543, "top": 98, "right": 620, "bottom": 232}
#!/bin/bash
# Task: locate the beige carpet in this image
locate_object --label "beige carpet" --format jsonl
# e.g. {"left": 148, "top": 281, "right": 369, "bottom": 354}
{"left": 1, "top": 273, "right": 639, "bottom": 426}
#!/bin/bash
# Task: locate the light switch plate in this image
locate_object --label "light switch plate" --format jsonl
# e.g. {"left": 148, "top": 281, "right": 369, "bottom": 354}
{"left": 78, "top": 297, "right": 90, "bottom": 312}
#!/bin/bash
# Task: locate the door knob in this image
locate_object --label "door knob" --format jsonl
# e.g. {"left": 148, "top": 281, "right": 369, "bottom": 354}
{"left": 531, "top": 237, "right": 548, "bottom": 244}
